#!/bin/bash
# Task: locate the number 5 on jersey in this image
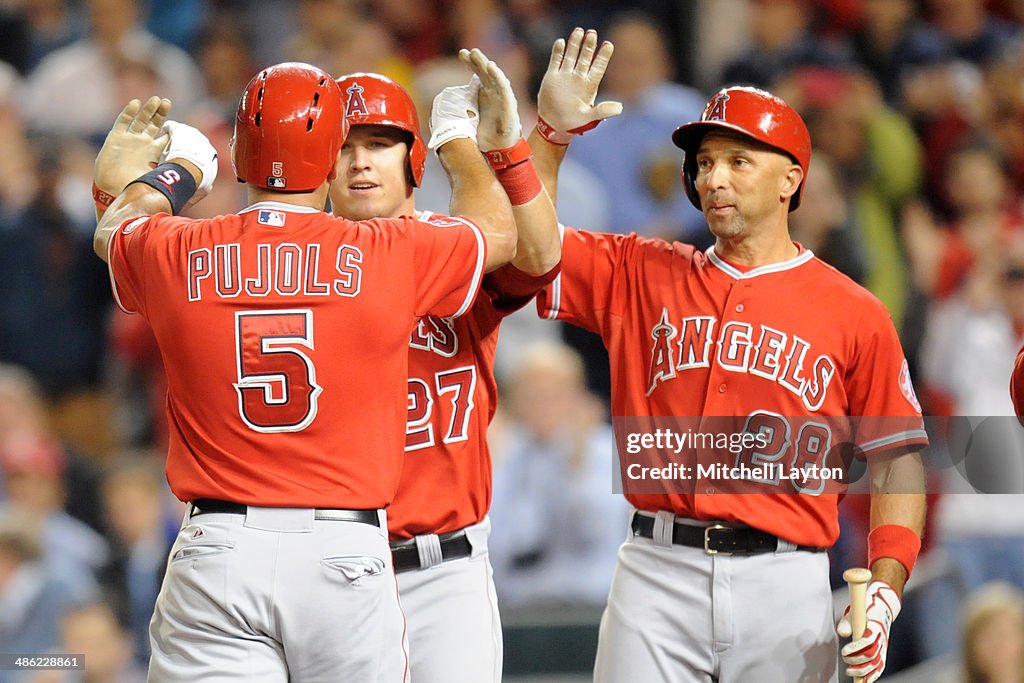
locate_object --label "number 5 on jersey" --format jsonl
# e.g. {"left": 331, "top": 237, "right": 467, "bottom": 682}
{"left": 234, "top": 309, "right": 322, "bottom": 432}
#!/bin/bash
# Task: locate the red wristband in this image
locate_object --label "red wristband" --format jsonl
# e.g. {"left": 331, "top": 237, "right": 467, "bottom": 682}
{"left": 868, "top": 524, "right": 922, "bottom": 577}
{"left": 495, "top": 158, "right": 542, "bottom": 206}
{"left": 93, "top": 182, "right": 117, "bottom": 210}
{"left": 535, "top": 116, "right": 572, "bottom": 145}
{"left": 483, "top": 138, "right": 533, "bottom": 170}
{"left": 567, "top": 119, "right": 602, "bottom": 135}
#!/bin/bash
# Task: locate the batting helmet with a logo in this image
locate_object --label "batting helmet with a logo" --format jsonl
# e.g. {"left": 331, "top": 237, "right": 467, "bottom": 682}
{"left": 336, "top": 73, "right": 427, "bottom": 187}
{"left": 233, "top": 62, "right": 347, "bottom": 192}
{"left": 672, "top": 86, "right": 811, "bottom": 211}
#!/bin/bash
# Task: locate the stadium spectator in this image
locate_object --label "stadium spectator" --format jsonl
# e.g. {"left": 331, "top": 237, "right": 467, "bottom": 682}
{"left": 29, "top": 599, "right": 146, "bottom": 683}
{"left": 0, "top": 516, "right": 78, "bottom": 682}
{"left": 489, "top": 342, "right": 630, "bottom": 606}
{"left": 925, "top": 0, "right": 1020, "bottom": 67}
{"left": 22, "top": 0, "right": 202, "bottom": 139}
{"left": 903, "top": 137, "right": 1024, "bottom": 302}
{"left": 720, "top": 0, "right": 850, "bottom": 88}
{"left": 97, "top": 458, "right": 173, "bottom": 666}
{"left": 960, "top": 581, "right": 1024, "bottom": 683}
{"left": 845, "top": 0, "right": 950, "bottom": 105}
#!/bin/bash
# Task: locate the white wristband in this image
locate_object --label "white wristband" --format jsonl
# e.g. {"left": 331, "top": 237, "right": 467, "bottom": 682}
{"left": 427, "top": 119, "right": 479, "bottom": 151}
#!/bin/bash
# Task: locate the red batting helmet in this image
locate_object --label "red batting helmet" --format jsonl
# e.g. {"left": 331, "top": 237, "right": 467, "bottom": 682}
{"left": 672, "top": 86, "right": 811, "bottom": 211}
{"left": 336, "top": 72, "right": 427, "bottom": 187}
{"left": 233, "top": 62, "right": 347, "bottom": 192}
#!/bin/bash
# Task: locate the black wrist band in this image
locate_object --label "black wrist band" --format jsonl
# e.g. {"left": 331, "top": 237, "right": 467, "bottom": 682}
{"left": 127, "top": 162, "right": 198, "bottom": 215}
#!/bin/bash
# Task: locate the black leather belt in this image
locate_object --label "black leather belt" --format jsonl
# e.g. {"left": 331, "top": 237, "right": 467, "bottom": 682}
{"left": 189, "top": 499, "right": 380, "bottom": 527}
{"left": 631, "top": 514, "right": 822, "bottom": 555}
{"left": 390, "top": 530, "right": 472, "bottom": 573}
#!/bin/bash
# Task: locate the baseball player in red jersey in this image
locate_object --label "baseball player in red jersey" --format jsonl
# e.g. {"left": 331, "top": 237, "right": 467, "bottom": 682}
{"left": 327, "top": 40, "right": 615, "bottom": 682}
{"left": 532, "top": 81, "right": 928, "bottom": 682}
{"left": 91, "top": 61, "right": 517, "bottom": 682}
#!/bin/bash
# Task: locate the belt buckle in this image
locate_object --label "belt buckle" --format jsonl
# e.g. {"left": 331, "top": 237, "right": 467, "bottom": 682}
{"left": 704, "top": 524, "right": 733, "bottom": 555}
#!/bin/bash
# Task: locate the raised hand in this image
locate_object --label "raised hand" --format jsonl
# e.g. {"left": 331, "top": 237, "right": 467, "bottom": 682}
{"left": 458, "top": 47, "right": 520, "bottom": 152}
{"left": 94, "top": 96, "right": 171, "bottom": 197}
{"left": 536, "top": 28, "right": 622, "bottom": 145}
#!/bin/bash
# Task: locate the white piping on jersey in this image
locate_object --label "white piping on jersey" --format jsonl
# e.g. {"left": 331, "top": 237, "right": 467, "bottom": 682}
{"left": 411, "top": 209, "right": 486, "bottom": 318}
{"left": 447, "top": 215, "right": 486, "bottom": 318}
{"left": 706, "top": 245, "right": 815, "bottom": 279}
{"left": 107, "top": 216, "right": 149, "bottom": 315}
{"left": 859, "top": 430, "right": 929, "bottom": 455}
{"left": 239, "top": 201, "right": 321, "bottom": 214}
{"left": 107, "top": 230, "right": 134, "bottom": 314}
{"left": 544, "top": 223, "right": 567, "bottom": 320}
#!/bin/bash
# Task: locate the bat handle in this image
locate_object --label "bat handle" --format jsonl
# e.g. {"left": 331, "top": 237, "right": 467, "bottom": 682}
{"left": 843, "top": 567, "right": 872, "bottom": 683}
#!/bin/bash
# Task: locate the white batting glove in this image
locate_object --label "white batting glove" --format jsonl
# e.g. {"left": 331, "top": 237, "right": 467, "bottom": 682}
{"left": 160, "top": 120, "right": 218, "bottom": 206}
{"left": 427, "top": 77, "right": 481, "bottom": 151}
{"left": 836, "top": 581, "right": 901, "bottom": 683}
{"left": 457, "top": 48, "right": 520, "bottom": 152}
{"left": 94, "top": 96, "right": 171, "bottom": 196}
{"left": 536, "top": 28, "right": 622, "bottom": 145}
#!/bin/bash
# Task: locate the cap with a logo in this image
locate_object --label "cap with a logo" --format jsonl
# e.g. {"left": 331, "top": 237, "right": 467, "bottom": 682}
{"left": 336, "top": 73, "right": 427, "bottom": 187}
{"left": 672, "top": 86, "right": 811, "bottom": 211}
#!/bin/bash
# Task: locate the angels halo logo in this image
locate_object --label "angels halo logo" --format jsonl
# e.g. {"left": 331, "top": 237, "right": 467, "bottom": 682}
{"left": 898, "top": 359, "right": 921, "bottom": 413}
{"left": 704, "top": 92, "right": 729, "bottom": 121}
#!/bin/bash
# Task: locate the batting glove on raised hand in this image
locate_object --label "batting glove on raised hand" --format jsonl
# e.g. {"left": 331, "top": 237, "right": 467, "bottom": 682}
{"left": 457, "top": 47, "right": 520, "bottom": 152}
{"left": 536, "top": 27, "right": 622, "bottom": 145}
{"left": 160, "top": 120, "right": 218, "bottom": 208}
{"left": 837, "top": 580, "right": 901, "bottom": 683}
{"left": 427, "top": 77, "right": 481, "bottom": 151}
{"left": 94, "top": 96, "right": 171, "bottom": 196}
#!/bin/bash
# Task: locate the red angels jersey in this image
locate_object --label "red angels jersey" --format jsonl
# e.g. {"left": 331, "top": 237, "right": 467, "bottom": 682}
{"left": 106, "top": 201, "right": 485, "bottom": 509}
{"left": 537, "top": 227, "right": 928, "bottom": 547}
{"left": 387, "top": 210, "right": 560, "bottom": 540}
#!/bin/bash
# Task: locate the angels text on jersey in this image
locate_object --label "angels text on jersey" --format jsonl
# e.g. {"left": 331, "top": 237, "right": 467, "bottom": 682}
{"left": 647, "top": 308, "right": 837, "bottom": 411}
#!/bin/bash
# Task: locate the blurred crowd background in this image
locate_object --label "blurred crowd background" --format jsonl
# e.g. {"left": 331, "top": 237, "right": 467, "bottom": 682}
{"left": 0, "top": 0, "right": 1023, "bottom": 680}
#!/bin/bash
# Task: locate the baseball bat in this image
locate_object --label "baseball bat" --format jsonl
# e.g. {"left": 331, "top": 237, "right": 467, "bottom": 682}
{"left": 843, "top": 567, "right": 872, "bottom": 683}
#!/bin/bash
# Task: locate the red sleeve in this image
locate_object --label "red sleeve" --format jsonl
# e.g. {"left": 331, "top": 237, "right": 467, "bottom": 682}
{"left": 482, "top": 261, "right": 561, "bottom": 314}
{"left": 535, "top": 226, "right": 644, "bottom": 335}
{"left": 107, "top": 213, "right": 169, "bottom": 315}
{"left": 406, "top": 214, "right": 486, "bottom": 318}
{"left": 845, "top": 300, "right": 929, "bottom": 456}
{"left": 1012, "top": 344, "right": 1024, "bottom": 417}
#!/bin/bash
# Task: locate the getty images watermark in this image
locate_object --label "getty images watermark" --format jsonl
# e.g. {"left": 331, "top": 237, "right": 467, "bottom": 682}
{"left": 610, "top": 415, "right": 1024, "bottom": 495}
{"left": 622, "top": 427, "right": 844, "bottom": 486}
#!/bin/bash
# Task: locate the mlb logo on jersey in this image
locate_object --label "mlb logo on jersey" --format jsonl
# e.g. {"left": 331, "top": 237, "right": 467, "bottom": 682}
{"left": 258, "top": 209, "right": 286, "bottom": 227}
